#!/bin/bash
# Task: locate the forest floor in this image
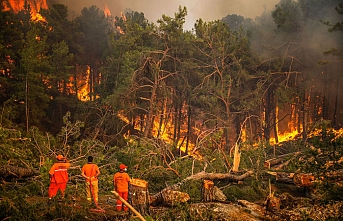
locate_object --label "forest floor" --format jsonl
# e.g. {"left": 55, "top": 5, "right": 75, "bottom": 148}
{"left": 19, "top": 184, "right": 343, "bottom": 221}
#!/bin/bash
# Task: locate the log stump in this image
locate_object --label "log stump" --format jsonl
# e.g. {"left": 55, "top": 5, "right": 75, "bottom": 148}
{"left": 266, "top": 196, "right": 281, "bottom": 211}
{"left": 130, "top": 178, "right": 149, "bottom": 215}
{"left": 293, "top": 173, "right": 314, "bottom": 198}
{"left": 202, "top": 179, "right": 214, "bottom": 202}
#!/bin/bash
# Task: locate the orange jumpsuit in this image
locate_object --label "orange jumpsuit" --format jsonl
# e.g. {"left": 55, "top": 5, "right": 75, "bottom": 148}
{"left": 81, "top": 163, "right": 100, "bottom": 203}
{"left": 48, "top": 162, "right": 71, "bottom": 199}
{"left": 113, "top": 171, "right": 130, "bottom": 211}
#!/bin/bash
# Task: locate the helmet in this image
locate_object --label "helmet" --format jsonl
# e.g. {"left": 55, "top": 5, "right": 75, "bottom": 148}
{"left": 56, "top": 155, "right": 66, "bottom": 161}
{"left": 119, "top": 164, "right": 127, "bottom": 170}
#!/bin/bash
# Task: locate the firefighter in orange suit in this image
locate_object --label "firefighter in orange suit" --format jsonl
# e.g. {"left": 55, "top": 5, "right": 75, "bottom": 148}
{"left": 48, "top": 154, "right": 71, "bottom": 199}
{"left": 81, "top": 156, "right": 101, "bottom": 203}
{"left": 113, "top": 164, "right": 131, "bottom": 211}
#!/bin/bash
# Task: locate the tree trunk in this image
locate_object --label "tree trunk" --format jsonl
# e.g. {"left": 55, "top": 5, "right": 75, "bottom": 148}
{"left": 0, "top": 165, "right": 39, "bottom": 179}
{"left": 150, "top": 189, "right": 190, "bottom": 206}
{"left": 264, "top": 151, "right": 302, "bottom": 169}
{"left": 130, "top": 178, "right": 150, "bottom": 215}
{"left": 232, "top": 144, "right": 241, "bottom": 172}
{"left": 266, "top": 171, "right": 314, "bottom": 186}
{"left": 273, "top": 104, "right": 279, "bottom": 144}
{"left": 186, "top": 170, "right": 253, "bottom": 182}
{"left": 185, "top": 105, "right": 191, "bottom": 154}
{"left": 143, "top": 73, "right": 157, "bottom": 138}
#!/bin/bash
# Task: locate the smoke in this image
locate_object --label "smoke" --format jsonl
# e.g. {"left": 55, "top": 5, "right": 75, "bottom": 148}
{"left": 47, "top": 0, "right": 280, "bottom": 30}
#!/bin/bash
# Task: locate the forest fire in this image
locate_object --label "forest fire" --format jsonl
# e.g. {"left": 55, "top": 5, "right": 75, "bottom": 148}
{"left": 2, "top": 0, "right": 48, "bottom": 21}
{"left": 118, "top": 109, "right": 199, "bottom": 157}
{"left": 270, "top": 130, "right": 300, "bottom": 145}
{"left": 103, "top": 2, "right": 111, "bottom": 16}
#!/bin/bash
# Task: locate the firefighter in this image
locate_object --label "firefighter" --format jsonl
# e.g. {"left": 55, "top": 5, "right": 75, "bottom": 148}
{"left": 48, "top": 154, "right": 71, "bottom": 200}
{"left": 81, "top": 156, "right": 101, "bottom": 204}
{"left": 113, "top": 164, "right": 130, "bottom": 211}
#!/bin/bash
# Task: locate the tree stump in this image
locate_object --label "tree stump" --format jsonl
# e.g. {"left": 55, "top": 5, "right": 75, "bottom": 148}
{"left": 130, "top": 178, "right": 149, "bottom": 215}
{"left": 202, "top": 179, "right": 214, "bottom": 202}
{"left": 266, "top": 196, "right": 281, "bottom": 211}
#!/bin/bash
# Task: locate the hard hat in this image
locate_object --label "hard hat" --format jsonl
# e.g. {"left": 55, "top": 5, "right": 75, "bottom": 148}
{"left": 119, "top": 164, "right": 127, "bottom": 170}
{"left": 56, "top": 155, "right": 66, "bottom": 161}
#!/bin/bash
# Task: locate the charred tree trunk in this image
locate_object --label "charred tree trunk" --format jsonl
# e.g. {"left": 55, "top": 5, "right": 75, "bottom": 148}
{"left": 173, "top": 102, "right": 178, "bottom": 144}
{"left": 185, "top": 105, "right": 191, "bottom": 154}
{"left": 130, "top": 179, "right": 150, "bottom": 215}
{"left": 273, "top": 102, "right": 279, "bottom": 144}
{"left": 264, "top": 88, "right": 273, "bottom": 143}
{"left": 302, "top": 90, "right": 308, "bottom": 140}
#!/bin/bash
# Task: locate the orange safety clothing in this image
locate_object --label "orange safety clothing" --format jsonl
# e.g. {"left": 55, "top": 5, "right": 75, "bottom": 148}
{"left": 48, "top": 161, "right": 70, "bottom": 199}
{"left": 116, "top": 191, "right": 128, "bottom": 211}
{"left": 86, "top": 179, "right": 99, "bottom": 203}
{"left": 82, "top": 163, "right": 100, "bottom": 203}
{"left": 113, "top": 171, "right": 130, "bottom": 193}
{"left": 49, "top": 162, "right": 71, "bottom": 184}
{"left": 82, "top": 163, "right": 100, "bottom": 182}
{"left": 48, "top": 182, "right": 67, "bottom": 198}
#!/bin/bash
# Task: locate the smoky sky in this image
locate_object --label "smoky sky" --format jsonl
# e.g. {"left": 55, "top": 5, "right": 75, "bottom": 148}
{"left": 48, "top": 0, "right": 280, "bottom": 29}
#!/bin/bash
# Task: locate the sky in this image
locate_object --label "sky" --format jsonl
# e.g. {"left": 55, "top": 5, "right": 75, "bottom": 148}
{"left": 50, "top": 0, "right": 280, "bottom": 30}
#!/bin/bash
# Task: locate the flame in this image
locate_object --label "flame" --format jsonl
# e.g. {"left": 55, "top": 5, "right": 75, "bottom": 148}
{"left": 270, "top": 130, "right": 300, "bottom": 145}
{"left": 119, "top": 105, "right": 201, "bottom": 158}
{"left": 120, "top": 12, "right": 127, "bottom": 21}
{"left": 3, "top": 0, "right": 48, "bottom": 22}
{"left": 103, "top": 2, "right": 111, "bottom": 16}
{"left": 116, "top": 26, "right": 125, "bottom": 34}
{"left": 77, "top": 66, "right": 91, "bottom": 101}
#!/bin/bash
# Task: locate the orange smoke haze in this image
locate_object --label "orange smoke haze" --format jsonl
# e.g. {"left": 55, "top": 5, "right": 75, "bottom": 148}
{"left": 46, "top": 0, "right": 279, "bottom": 30}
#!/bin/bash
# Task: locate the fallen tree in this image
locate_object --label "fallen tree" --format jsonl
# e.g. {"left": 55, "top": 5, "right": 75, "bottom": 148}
{"left": 264, "top": 152, "right": 302, "bottom": 169}
{"left": 0, "top": 165, "right": 39, "bottom": 180}
{"left": 266, "top": 171, "right": 314, "bottom": 187}
{"left": 183, "top": 170, "right": 254, "bottom": 182}
{"left": 150, "top": 170, "right": 253, "bottom": 205}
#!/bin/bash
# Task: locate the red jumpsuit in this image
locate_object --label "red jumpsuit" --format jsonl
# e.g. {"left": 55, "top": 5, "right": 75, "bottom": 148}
{"left": 48, "top": 162, "right": 71, "bottom": 199}
{"left": 113, "top": 171, "right": 130, "bottom": 211}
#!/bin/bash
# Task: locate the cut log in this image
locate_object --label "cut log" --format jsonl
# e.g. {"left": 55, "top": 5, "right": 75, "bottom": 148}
{"left": 264, "top": 158, "right": 284, "bottom": 169}
{"left": 264, "top": 152, "right": 302, "bottom": 169}
{"left": 150, "top": 189, "right": 190, "bottom": 206}
{"left": 202, "top": 179, "right": 214, "bottom": 202}
{"left": 130, "top": 178, "right": 150, "bottom": 215}
{"left": 266, "top": 171, "right": 314, "bottom": 186}
{"left": 293, "top": 173, "right": 314, "bottom": 187}
{"left": 274, "top": 158, "right": 292, "bottom": 170}
{"left": 0, "top": 165, "right": 39, "bottom": 179}
{"left": 213, "top": 186, "right": 227, "bottom": 202}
